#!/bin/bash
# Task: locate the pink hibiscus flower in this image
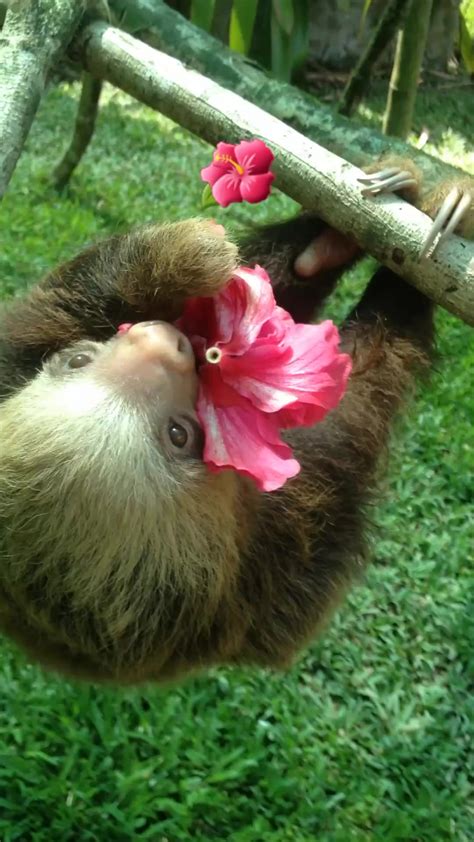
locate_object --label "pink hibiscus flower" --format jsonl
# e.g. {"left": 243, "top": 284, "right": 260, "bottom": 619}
{"left": 201, "top": 139, "right": 275, "bottom": 208}
{"left": 177, "top": 266, "right": 352, "bottom": 492}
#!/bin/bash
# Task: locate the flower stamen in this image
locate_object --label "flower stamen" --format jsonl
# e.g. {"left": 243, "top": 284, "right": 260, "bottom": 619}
{"left": 214, "top": 153, "right": 244, "bottom": 175}
{"left": 205, "top": 346, "right": 223, "bottom": 364}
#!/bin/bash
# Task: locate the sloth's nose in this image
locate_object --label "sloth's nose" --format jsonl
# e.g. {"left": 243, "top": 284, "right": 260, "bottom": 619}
{"left": 123, "top": 321, "right": 195, "bottom": 374}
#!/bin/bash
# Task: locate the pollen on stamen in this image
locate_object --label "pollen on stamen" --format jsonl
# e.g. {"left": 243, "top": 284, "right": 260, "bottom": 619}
{"left": 205, "top": 347, "right": 222, "bottom": 364}
{"left": 214, "top": 153, "right": 244, "bottom": 175}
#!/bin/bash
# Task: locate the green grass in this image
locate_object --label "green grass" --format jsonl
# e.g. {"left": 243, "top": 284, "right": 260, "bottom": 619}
{"left": 0, "top": 82, "right": 473, "bottom": 842}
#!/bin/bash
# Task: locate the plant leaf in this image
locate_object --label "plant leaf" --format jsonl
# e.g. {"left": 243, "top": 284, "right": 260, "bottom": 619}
{"left": 271, "top": 9, "right": 292, "bottom": 81}
{"left": 362, "top": 0, "right": 374, "bottom": 24}
{"left": 460, "top": 0, "right": 474, "bottom": 73}
{"left": 272, "top": 0, "right": 294, "bottom": 36}
{"left": 359, "top": 0, "right": 375, "bottom": 36}
{"left": 190, "top": 0, "right": 216, "bottom": 32}
{"left": 289, "top": 0, "right": 309, "bottom": 75}
{"left": 229, "top": 0, "right": 259, "bottom": 54}
{"left": 271, "top": 1, "right": 309, "bottom": 81}
{"left": 201, "top": 183, "right": 218, "bottom": 209}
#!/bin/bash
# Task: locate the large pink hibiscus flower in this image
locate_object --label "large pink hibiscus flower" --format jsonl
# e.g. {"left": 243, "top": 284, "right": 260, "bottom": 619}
{"left": 177, "top": 265, "right": 352, "bottom": 492}
{"left": 201, "top": 139, "right": 275, "bottom": 208}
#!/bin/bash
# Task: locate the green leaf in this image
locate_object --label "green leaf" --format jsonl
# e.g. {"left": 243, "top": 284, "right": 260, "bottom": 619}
{"left": 200, "top": 183, "right": 218, "bottom": 209}
{"left": 271, "top": 1, "right": 309, "bottom": 81}
{"left": 271, "top": 10, "right": 292, "bottom": 81}
{"left": 461, "top": 0, "right": 474, "bottom": 27}
{"left": 229, "top": 0, "right": 258, "bottom": 55}
{"left": 460, "top": 0, "right": 474, "bottom": 73}
{"left": 361, "top": 0, "right": 374, "bottom": 24}
{"left": 289, "top": 0, "right": 309, "bottom": 75}
{"left": 359, "top": 0, "right": 375, "bottom": 35}
{"left": 190, "top": 0, "right": 216, "bottom": 32}
{"left": 272, "top": 0, "right": 294, "bottom": 36}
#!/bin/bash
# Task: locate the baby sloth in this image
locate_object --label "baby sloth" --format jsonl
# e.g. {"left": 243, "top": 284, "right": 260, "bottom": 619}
{"left": 0, "top": 164, "right": 471, "bottom": 684}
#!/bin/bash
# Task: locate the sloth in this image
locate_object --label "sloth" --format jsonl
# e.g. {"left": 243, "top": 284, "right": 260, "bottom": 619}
{"left": 0, "top": 161, "right": 471, "bottom": 684}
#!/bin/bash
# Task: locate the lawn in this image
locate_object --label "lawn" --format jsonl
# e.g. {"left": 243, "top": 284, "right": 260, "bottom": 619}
{"left": 0, "top": 81, "right": 472, "bottom": 842}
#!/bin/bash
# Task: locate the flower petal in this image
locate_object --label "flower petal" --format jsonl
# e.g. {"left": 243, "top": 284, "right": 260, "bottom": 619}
{"left": 240, "top": 172, "right": 275, "bottom": 204}
{"left": 221, "top": 320, "right": 352, "bottom": 418}
{"left": 211, "top": 173, "right": 243, "bottom": 208}
{"left": 176, "top": 295, "right": 219, "bottom": 362}
{"left": 201, "top": 142, "right": 238, "bottom": 184}
{"left": 215, "top": 265, "right": 277, "bottom": 354}
{"left": 177, "top": 266, "right": 278, "bottom": 360}
{"left": 176, "top": 256, "right": 351, "bottom": 493}
{"left": 213, "top": 142, "right": 238, "bottom": 161}
{"left": 197, "top": 381, "right": 300, "bottom": 492}
{"left": 199, "top": 365, "right": 249, "bottom": 409}
{"left": 235, "top": 139, "right": 274, "bottom": 174}
{"left": 200, "top": 163, "right": 225, "bottom": 186}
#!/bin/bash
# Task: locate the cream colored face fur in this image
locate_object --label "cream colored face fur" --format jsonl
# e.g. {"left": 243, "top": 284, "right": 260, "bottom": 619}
{"left": 0, "top": 364, "right": 241, "bottom": 665}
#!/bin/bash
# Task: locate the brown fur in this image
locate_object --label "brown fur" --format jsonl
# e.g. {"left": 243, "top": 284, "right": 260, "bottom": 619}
{"left": 0, "top": 166, "right": 471, "bottom": 684}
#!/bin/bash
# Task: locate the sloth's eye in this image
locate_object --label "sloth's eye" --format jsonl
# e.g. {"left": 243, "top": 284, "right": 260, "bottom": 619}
{"left": 168, "top": 421, "right": 188, "bottom": 449}
{"left": 166, "top": 416, "right": 204, "bottom": 460}
{"left": 67, "top": 353, "right": 93, "bottom": 370}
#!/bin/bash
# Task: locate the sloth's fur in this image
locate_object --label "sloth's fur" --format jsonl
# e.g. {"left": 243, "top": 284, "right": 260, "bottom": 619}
{"left": 0, "top": 169, "right": 471, "bottom": 684}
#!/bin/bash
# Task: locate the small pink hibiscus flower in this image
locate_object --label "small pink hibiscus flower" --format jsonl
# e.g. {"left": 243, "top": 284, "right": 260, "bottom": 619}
{"left": 177, "top": 266, "right": 352, "bottom": 492}
{"left": 201, "top": 139, "right": 275, "bottom": 208}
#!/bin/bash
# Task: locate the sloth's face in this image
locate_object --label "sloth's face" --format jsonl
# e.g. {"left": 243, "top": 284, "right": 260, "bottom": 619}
{"left": 0, "top": 322, "right": 241, "bottom": 680}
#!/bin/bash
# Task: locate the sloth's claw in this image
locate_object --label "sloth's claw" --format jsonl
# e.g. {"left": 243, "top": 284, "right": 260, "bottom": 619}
{"left": 420, "top": 188, "right": 472, "bottom": 258}
{"left": 358, "top": 167, "right": 418, "bottom": 197}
